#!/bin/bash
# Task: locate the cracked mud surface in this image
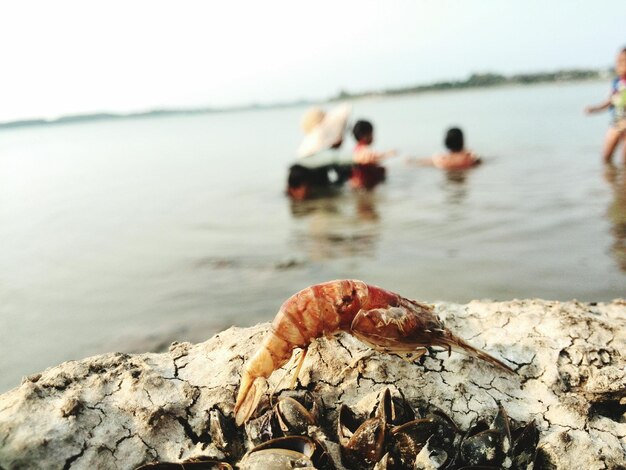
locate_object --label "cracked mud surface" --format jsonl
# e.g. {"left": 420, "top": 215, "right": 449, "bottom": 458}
{"left": 0, "top": 299, "right": 625, "bottom": 469}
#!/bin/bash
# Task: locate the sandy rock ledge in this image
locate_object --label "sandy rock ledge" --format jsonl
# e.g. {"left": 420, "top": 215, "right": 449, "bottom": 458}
{"left": 0, "top": 299, "right": 625, "bottom": 469}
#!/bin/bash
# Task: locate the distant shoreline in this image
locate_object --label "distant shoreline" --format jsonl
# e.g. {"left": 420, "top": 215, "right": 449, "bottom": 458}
{"left": 0, "top": 68, "right": 608, "bottom": 131}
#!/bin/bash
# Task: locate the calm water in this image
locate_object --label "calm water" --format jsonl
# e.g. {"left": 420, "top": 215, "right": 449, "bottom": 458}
{"left": 1, "top": 81, "right": 625, "bottom": 393}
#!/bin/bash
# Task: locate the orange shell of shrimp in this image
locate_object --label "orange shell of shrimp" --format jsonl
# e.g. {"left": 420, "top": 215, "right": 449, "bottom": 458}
{"left": 234, "top": 280, "right": 369, "bottom": 424}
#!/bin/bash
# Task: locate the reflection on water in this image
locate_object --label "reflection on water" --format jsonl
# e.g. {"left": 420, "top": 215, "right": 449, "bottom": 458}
{"left": 289, "top": 196, "right": 343, "bottom": 218}
{"left": 355, "top": 192, "right": 380, "bottom": 221}
{"left": 289, "top": 192, "right": 381, "bottom": 261}
{"left": 288, "top": 169, "right": 477, "bottom": 261}
{"left": 604, "top": 165, "right": 626, "bottom": 271}
{"left": 193, "top": 256, "right": 307, "bottom": 271}
{"left": 441, "top": 170, "right": 470, "bottom": 205}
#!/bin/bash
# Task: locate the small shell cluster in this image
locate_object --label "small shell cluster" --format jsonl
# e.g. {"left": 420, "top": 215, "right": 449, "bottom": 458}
{"left": 136, "top": 387, "right": 539, "bottom": 470}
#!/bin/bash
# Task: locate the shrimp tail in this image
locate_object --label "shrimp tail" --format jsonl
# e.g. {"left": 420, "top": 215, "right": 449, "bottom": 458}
{"left": 437, "top": 330, "right": 515, "bottom": 375}
{"left": 234, "top": 330, "right": 295, "bottom": 426}
{"left": 234, "top": 372, "right": 267, "bottom": 426}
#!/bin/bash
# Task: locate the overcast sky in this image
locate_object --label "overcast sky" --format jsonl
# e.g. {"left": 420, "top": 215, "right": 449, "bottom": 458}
{"left": 1, "top": 0, "right": 624, "bottom": 122}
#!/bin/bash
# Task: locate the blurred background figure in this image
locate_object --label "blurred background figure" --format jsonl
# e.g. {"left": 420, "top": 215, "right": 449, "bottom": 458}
{"left": 287, "top": 104, "right": 352, "bottom": 200}
{"left": 350, "top": 119, "right": 396, "bottom": 190}
{"left": 585, "top": 47, "right": 626, "bottom": 163}
{"left": 407, "top": 127, "right": 481, "bottom": 171}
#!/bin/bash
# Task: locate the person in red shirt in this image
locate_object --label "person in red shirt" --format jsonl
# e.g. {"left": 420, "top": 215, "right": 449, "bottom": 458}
{"left": 350, "top": 120, "right": 396, "bottom": 189}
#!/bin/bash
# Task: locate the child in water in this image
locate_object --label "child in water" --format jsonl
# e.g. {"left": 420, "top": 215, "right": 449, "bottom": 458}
{"left": 409, "top": 127, "right": 481, "bottom": 170}
{"left": 350, "top": 119, "right": 396, "bottom": 189}
{"left": 585, "top": 47, "right": 626, "bottom": 163}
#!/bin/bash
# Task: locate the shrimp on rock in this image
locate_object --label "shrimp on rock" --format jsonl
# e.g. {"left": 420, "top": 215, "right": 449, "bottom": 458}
{"left": 233, "top": 279, "right": 514, "bottom": 425}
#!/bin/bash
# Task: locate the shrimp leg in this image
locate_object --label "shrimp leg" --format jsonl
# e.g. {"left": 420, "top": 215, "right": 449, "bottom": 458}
{"left": 271, "top": 347, "right": 310, "bottom": 400}
{"left": 290, "top": 347, "right": 308, "bottom": 388}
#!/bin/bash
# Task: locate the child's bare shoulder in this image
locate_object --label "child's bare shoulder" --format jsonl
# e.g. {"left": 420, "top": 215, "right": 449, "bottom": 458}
{"left": 433, "top": 151, "right": 480, "bottom": 170}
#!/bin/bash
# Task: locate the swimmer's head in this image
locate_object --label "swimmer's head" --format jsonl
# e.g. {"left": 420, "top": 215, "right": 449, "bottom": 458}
{"left": 353, "top": 120, "right": 374, "bottom": 145}
{"left": 444, "top": 127, "right": 464, "bottom": 152}
{"left": 617, "top": 47, "right": 626, "bottom": 77}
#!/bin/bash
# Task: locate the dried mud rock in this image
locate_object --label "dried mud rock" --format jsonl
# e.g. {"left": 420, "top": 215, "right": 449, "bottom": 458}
{"left": 0, "top": 299, "right": 625, "bottom": 469}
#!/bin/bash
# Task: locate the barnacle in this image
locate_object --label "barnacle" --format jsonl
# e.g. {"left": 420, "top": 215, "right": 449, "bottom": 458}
{"left": 135, "top": 388, "right": 539, "bottom": 470}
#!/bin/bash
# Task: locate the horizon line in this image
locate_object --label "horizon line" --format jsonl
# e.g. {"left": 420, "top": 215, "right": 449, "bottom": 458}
{"left": 0, "top": 66, "right": 610, "bottom": 131}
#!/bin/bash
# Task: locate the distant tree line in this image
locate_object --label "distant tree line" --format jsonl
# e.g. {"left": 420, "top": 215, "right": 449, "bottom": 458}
{"left": 334, "top": 68, "right": 605, "bottom": 100}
